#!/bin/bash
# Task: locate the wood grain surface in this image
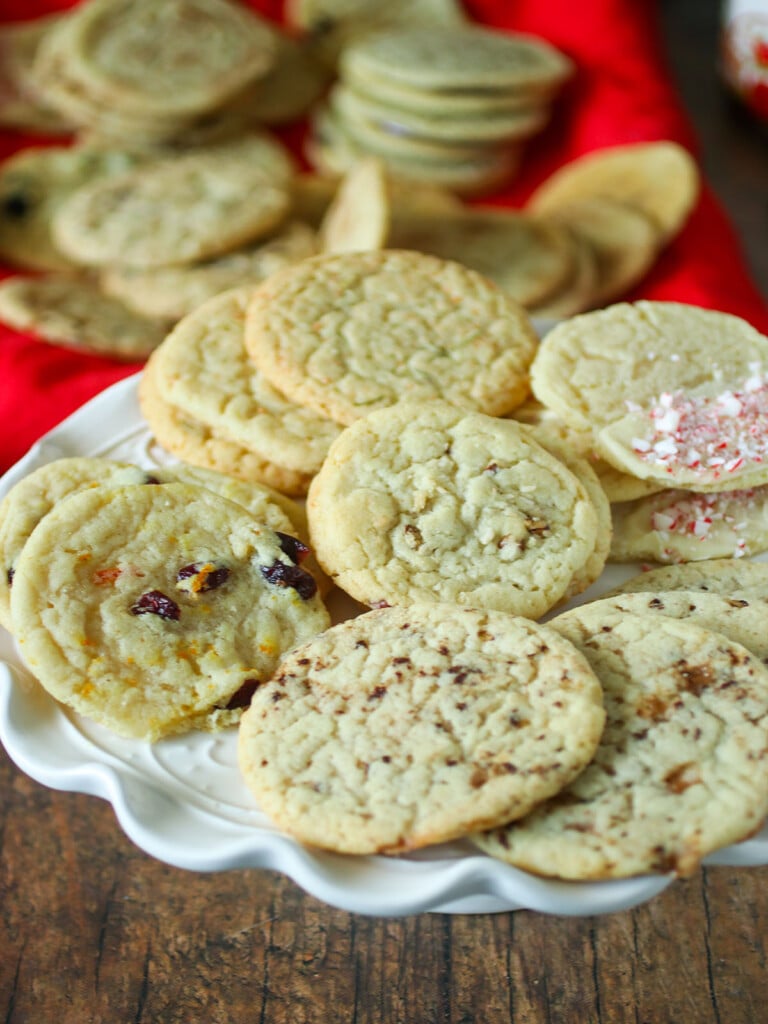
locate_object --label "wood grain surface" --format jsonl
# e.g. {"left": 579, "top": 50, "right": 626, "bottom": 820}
{"left": 2, "top": 2, "right": 768, "bottom": 1022}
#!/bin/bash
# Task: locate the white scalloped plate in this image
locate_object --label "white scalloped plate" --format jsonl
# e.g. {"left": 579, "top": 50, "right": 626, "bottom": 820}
{"left": 1, "top": 372, "right": 767, "bottom": 917}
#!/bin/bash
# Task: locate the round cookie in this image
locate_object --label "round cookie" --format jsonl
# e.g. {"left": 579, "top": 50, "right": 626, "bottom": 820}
{"left": 527, "top": 141, "right": 700, "bottom": 241}
{"left": 51, "top": 133, "right": 295, "bottom": 268}
{"left": 530, "top": 302, "right": 768, "bottom": 492}
{"left": 0, "top": 13, "right": 76, "bottom": 135}
{"left": 339, "top": 24, "right": 573, "bottom": 95}
{"left": 609, "top": 484, "right": 768, "bottom": 563}
{"left": 150, "top": 287, "right": 342, "bottom": 476}
{"left": 0, "top": 144, "right": 147, "bottom": 271}
{"left": 0, "top": 457, "right": 151, "bottom": 632}
{"left": 474, "top": 607, "right": 768, "bottom": 879}
{"left": 245, "top": 249, "right": 538, "bottom": 425}
{"left": 138, "top": 358, "right": 314, "bottom": 497}
{"left": 100, "top": 221, "right": 318, "bottom": 320}
{"left": 238, "top": 602, "right": 606, "bottom": 854}
{"left": 306, "top": 401, "right": 600, "bottom": 617}
{"left": 50, "top": 0, "right": 278, "bottom": 120}
{"left": 0, "top": 274, "right": 167, "bottom": 360}
{"left": 605, "top": 558, "right": 768, "bottom": 598}
{"left": 10, "top": 483, "right": 330, "bottom": 740}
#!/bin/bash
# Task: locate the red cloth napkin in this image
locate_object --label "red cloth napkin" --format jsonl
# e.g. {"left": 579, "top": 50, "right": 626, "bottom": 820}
{"left": 0, "top": 0, "right": 766, "bottom": 473}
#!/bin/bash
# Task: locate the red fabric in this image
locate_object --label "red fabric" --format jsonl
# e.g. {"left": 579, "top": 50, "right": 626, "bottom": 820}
{"left": 0, "top": 0, "right": 766, "bottom": 472}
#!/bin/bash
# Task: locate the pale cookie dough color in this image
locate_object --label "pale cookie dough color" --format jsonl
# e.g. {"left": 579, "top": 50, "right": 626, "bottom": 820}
{"left": 531, "top": 302, "right": 768, "bottom": 492}
{"left": 606, "top": 558, "right": 768, "bottom": 598}
{"left": 245, "top": 250, "right": 538, "bottom": 424}
{"left": 307, "top": 401, "right": 600, "bottom": 617}
{"left": 474, "top": 607, "right": 768, "bottom": 879}
{"left": 11, "top": 484, "right": 330, "bottom": 740}
{"left": 238, "top": 603, "right": 606, "bottom": 854}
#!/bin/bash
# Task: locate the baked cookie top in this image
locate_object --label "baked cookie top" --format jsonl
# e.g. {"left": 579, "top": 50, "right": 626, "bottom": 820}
{"left": 238, "top": 602, "right": 605, "bottom": 854}
{"left": 474, "top": 606, "right": 768, "bottom": 879}
{"left": 606, "top": 558, "right": 768, "bottom": 598}
{"left": 11, "top": 483, "right": 330, "bottom": 740}
{"left": 245, "top": 249, "right": 538, "bottom": 424}
{"left": 150, "top": 287, "right": 341, "bottom": 476}
{"left": 306, "top": 401, "right": 600, "bottom": 618}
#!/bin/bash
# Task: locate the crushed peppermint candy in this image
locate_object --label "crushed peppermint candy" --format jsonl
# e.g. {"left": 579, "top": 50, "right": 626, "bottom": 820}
{"left": 649, "top": 488, "right": 761, "bottom": 556}
{"left": 630, "top": 365, "right": 768, "bottom": 478}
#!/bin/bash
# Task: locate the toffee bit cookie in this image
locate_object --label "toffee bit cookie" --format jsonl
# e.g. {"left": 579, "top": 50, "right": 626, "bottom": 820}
{"left": 100, "top": 221, "right": 319, "bottom": 321}
{"left": 245, "top": 249, "right": 538, "bottom": 425}
{"left": 0, "top": 457, "right": 151, "bottom": 633}
{"left": 578, "top": 591, "right": 768, "bottom": 665}
{"left": 609, "top": 485, "right": 768, "bottom": 563}
{"left": 605, "top": 558, "right": 768, "bottom": 598}
{"left": 306, "top": 401, "right": 600, "bottom": 617}
{"left": 530, "top": 302, "right": 768, "bottom": 491}
{"left": 138, "top": 358, "right": 314, "bottom": 497}
{"left": 0, "top": 274, "right": 167, "bottom": 360}
{"left": 150, "top": 287, "right": 341, "bottom": 476}
{"left": 51, "top": 133, "right": 295, "bottom": 268}
{"left": 49, "top": 0, "right": 278, "bottom": 120}
{"left": 527, "top": 141, "right": 700, "bottom": 242}
{"left": 11, "top": 483, "right": 330, "bottom": 740}
{"left": 0, "top": 144, "right": 147, "bottom": 272}
{"left": 238, "top": 603, "right": 605, "bottom": 855}
{"left": 474, "top": 607, "right": 768, "bottom": 879}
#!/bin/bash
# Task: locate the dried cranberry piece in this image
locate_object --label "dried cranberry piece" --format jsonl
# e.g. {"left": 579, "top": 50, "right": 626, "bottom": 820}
{"left": 176, "top": 562, "right": 230, "bottom": 592}
{"left": 275, "top": 532, "right": 310, "bottom": 565}
{"left": 130, "top": 590, "right": 180, "bottom": 620}
{"left": 261, "top": 560, "right": 317, "bottom": 600}
{"left": 219, "top": 678, "right": 260, "bottom": 710}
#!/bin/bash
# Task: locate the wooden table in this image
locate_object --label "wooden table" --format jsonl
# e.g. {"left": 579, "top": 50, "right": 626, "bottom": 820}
{"left": 2, "top": 3, "right": 768, "bottom": 1021}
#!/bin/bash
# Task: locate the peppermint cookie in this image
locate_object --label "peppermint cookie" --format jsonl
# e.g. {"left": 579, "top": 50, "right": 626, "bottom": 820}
{"left": 530, "top": 302, "right": 768, "bottom": 492}
{"left": 0, "top": 274, "right": 167, "bottom": 360}
{"left": 150, "top": 287, "right": 342, "bottom": 476}
{"left": 51, "top": 133, "right": 295, "bottom": 268}
{"left": 474, "top": 607, "right": 768, "bottom": 879}
{"left": 609, "top": 484, "right": 768, "bottom": 563}
{"left": 306, "top": 401, "right": 600, "bottom": 617}
{"left": 11, "top": 483, "right": 330, "bottom": 740}
{"left": 238, "top": 603, "right": 605, "bottom": 854}
{"left": 245, "top": 249, "right": 538, "bottom": 424}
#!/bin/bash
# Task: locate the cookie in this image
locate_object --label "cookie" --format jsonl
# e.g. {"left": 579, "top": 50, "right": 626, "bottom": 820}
{"left": 151, "top": 286, "right": 341, "bottom": 476}
{"left": 306, "top": 401, "right": 600, "bottom": 617}
{"left": 238, "top": 602, "right": 605, "bottom": 854}
{"left": 605, "top": 558, "right": 768, "bottom": 598}
{"left": 340, "top": 24, "right": 573, "bottom": 95}
{"left": 527, "top": 141, "right": 700, "bottom": 242}
{"left": 526, "top": 228, "right": 598, "bottom": 318}
{"left": 474, "top": 606, "right": 768, "bottom": 879}
{"left": 45, "top": 0, "right": 278, "bottom": 121}
{"left": 0, "top": 143, "right": 147, "bottom": 271}
{"left": 51, "top": 133, "right": 295, "bottom": 268}
{"left": 609, "top": 485, "right": 768, "bottom": 563}
{"left": 388, "top": 207, "right": 576, "bottom": 309}
{"left": 0, "top": 457, "right": 151, "bottom": 632}
{"left": 318, "top": 156, "right": 390, "bottom": 253}
{"left": 0, "top": 274, "right": 167, "bottom": 360}
{"left": 0, "top": 13, "right": 75, "bottom": 135}
{"left": 245, "top": 249, "right": 538, "bottom": 425}
{"left": 138, "top": 358, "right": 314, "bottom": 497}
{"left": 100, "top": 220, "right": 318, "bottom": 321}
{"left": 530, "top": 302, "right": 768, "bottom": 492}
{"left": 11, "top": 482, "right": 330, "bottom": 740}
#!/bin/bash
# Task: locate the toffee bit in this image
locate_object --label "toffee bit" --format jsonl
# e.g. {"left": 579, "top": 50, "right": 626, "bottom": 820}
{"left": 261, "top": 560, "right": 317, "bottom": 600}
{"left": 130, "top": 590, "right": 180, "bottom": 621}
{"left": 176, "top": 562, "right": 230, "bottom": 593}
{"left": 275, "top": 532, "right": 310, "bottom": 565}
{"left": 6, "top": 567, "right": 14, "bottom": 587}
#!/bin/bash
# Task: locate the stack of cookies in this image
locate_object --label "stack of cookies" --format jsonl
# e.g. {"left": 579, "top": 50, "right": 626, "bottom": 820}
{"left": 308, "top": 23, "right": 574, "bottom": 194}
